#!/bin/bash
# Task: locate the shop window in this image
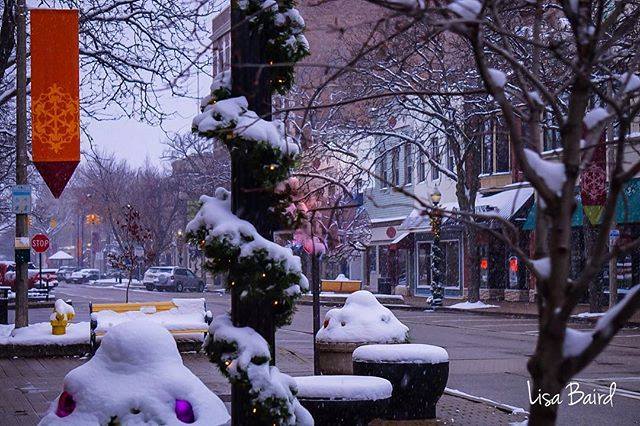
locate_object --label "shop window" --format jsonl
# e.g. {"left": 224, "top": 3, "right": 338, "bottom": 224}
{"left": 495, "top": 117, "right": 510, "bottom": 172}
{"left": 418, "top": 151, "right": 426, "bottom": 182}
{"left": 417, "top": 242, "right": 432, "bottom": 288}
{"left": 543, "top": 110, "right": 561, "bottom": 151}
{"left": 442, "top": 240, "right": 461, "bottom": 288}
{"left": 481, "top": 120, "right": 493, "bottom": 174}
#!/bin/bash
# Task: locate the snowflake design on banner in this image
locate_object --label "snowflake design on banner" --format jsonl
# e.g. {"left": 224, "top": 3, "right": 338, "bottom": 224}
{"left": 32, "top": 83, "right": 79, "bottom": 153}
{"left": 581, "top": 162, "right": 607, "bottom": 202}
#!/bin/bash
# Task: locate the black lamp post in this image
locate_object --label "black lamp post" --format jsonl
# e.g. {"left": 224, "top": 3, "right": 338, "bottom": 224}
{"left": 430, "top": 189, "right": 444, "bottom": 306}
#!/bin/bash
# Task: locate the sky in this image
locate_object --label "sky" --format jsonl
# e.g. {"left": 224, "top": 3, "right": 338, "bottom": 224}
{"left": 83, "top": 78, "right": 209, "bottom": 168}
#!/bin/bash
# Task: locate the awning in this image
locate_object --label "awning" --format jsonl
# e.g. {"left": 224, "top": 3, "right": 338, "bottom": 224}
{"left": 390, "top": 231, "right": 410, "bottom": 244}
{"left": 522, "top": 178, "right": 640, "bottom": 230}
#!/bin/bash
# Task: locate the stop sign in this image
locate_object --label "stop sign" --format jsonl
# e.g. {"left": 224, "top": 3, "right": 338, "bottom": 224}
{"left": 31, "top": 233, "right": 50, "bottom": 253}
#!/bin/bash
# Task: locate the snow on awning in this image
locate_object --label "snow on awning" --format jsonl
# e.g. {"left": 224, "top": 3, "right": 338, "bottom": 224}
{"left": 399, "top": 186, "right": 534, "bottom": 231}
{"left": 390, "top": 231, "right": 410, "bottom": 244}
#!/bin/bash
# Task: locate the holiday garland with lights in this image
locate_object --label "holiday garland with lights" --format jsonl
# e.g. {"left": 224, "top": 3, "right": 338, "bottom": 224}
{"left": 187, "top": 1, "right": 310, "bottom": 423}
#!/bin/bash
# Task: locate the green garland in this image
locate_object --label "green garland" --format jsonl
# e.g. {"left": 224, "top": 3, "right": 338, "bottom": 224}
{"left": 238, "top": 0, "right": 309, "bottom": 94}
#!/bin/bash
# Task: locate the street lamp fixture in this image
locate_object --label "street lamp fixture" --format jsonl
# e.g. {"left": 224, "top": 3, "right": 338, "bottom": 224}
{"left": 430, "top": 188, "right": 442, "bottom": 206}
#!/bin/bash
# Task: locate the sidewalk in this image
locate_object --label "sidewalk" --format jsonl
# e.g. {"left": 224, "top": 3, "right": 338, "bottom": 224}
{"left": 403, "top": 295, "right": 640, "bottom": 324}
{"left": 0, "top": 351, "right": 528, "bottom": 425}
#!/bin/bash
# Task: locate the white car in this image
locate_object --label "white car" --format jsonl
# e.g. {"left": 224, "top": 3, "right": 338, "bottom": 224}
{"left": 69, "top": 268, "right": 100, "bottom": 284}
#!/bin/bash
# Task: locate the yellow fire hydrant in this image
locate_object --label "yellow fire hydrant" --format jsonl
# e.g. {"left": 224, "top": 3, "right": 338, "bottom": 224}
{"left": 50, "top": 300, "right": 75, "bottom": 335}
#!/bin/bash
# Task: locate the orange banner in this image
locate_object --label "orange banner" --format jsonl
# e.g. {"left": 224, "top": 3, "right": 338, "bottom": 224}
{"left": 30, "top": 9, "right": 79, "bottom": 198}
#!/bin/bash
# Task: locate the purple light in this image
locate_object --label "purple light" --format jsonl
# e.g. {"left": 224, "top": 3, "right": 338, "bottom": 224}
{"left": 175, "top": 399, "right": 195, "bottom": 423}
{"left": 55, "top": 391, "right": 76, "bottom": 418}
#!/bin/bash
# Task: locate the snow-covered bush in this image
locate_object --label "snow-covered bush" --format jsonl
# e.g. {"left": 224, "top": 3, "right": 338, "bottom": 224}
{"left": 316, "top": 290, "right": 409, "bottom": 344}
{"left": 39, "top": 321, "right": 230, "bottom": 426}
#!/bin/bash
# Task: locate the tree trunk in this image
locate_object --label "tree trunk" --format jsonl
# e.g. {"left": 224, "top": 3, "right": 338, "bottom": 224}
{"left": 125, "top": 272, "right": 132, "bottom": 303}
{"left": 584, "top": 225, "right": 602, "bottom": 313}
{"left": 527, "top": 314, "right": 566, "bottom": 425}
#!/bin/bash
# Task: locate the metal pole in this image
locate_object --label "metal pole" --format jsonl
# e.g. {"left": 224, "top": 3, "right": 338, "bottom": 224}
{"left": 311, "top": 212, "right": 320, "bottom": 375}
{"left": 607, "top": 95, "right": 617, "bottom": 309}
{"left": 14, "top": 0, "right": 29, "bottom": 329}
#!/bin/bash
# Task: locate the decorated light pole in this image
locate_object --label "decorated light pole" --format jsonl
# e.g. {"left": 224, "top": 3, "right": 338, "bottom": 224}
{"left": 430, "top": 189, "right": 444, "bottom": 306}
{"left": 187, "top": 0, "right": 310, "bottom": 424}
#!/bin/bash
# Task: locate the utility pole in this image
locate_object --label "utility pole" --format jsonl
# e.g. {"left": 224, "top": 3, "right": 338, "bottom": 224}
{"left": 229, "top": 1, "right": 274, "bottom": 424}
{"left": 607, "top": 89, "right": 617, "bottom": 310}
{"left": 14, "top": 0, "right": 29, "bottom": 328}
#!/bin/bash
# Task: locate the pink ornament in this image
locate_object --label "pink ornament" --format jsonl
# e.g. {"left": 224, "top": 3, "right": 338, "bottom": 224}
{"left": 55, "top": 391, "right": 76, "bottom": 418}
{"left": 175, "top": 399, "right": 195, "bottom": 423}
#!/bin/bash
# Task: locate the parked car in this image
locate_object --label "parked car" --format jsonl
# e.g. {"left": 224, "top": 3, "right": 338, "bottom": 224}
{"left": 69, "top": 268, "right": 100, "bottom": 284}
{"left": 57, "top": 266, "right": 78, "bottom": 282}
{"left": 34, "top": 268, "right": 58, "bottom": 289}
{"left": 143, "top": 266, "right": 205, "bottom": 292}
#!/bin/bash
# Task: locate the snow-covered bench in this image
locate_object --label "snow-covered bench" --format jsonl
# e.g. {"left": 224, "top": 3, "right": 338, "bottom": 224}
{"left": 89, "top": 298, "right": 212, "bottom": 353}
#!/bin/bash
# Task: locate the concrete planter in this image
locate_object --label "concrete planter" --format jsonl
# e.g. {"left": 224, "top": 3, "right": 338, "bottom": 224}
{"left": 316, "top": 341, "right": 403, "bottom": 375}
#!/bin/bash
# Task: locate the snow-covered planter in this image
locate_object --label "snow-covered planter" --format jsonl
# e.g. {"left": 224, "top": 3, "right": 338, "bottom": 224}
{"left": 315, "top": 290, "right": 409, "bottom": 374}
{"left": 352, "top": 343, "right": 449, "bottom": 420}
{"left": 294, "top": 375, "right": 392, "bottom": 426}
{"left": 39, "top": 320, "right": 230, "bottom": 426}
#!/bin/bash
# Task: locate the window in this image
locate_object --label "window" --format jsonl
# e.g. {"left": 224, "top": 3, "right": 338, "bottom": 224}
{"left": 417, "top": 242, "right": 432, "bottom": 287}
{"left": 418, "top": 148, "right": 426, "bottom": 182}
{"left": 431, "top": 138, "right": 440, "bottom": 180}
{"left": 446, "top": 140, "right": 455, "bottom": 172}
{"left": 404, "top": 144, "right": 413, "bottom": 185}
{"left": 186, "top": 270, "right": 196, "bottom": 278}
{"left": 378, "top": 153, "right": 388, "bottom": 188}
{"left": 495, "top": 117, "right": 510, "bottom": 172}
{"left": 543, "top": 111, "right": 561, "bottom": 151}
{"left": 481, "top": 117, "right": 511, "bottom": 174}
{"left": 391, "top": 147, "right": 400, "bottom": 186}
{"left": 481, "top": 119, "right": 493, "bottom": 174}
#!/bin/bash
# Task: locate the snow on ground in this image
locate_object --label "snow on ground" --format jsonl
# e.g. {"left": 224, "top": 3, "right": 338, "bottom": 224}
{"left": 316, "top": 290, "right": 409, "bottom": 344}
{"left": 572, "top": 312, "right": 605, "bottom": 319}
{"left": 89, "top": 278, "right": 142, "bottom": 287}
{"left": 0, "top": 322, "right": 89, "bottom": 346}
{"left": 93, "top": 298, "right": 209, "bottom": 337}
{"left": 445, "top": 387, "right": 528, "bottom": 415}
{"left": 448, "top": 301, "right": 498, "bottom": 310}
{"left": 353, "top": 343, "right": 449, "bottom": 364}
{"left": 39, "top": 321, "right": 229, "bottom": 425}
{"left": 294, "top": 375, "right": 393, "bottom": 401}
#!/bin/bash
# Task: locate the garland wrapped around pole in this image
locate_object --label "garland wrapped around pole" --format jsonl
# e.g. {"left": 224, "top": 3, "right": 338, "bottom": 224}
{"left": 188, "top": 0, "right": 310, "bottom": 424}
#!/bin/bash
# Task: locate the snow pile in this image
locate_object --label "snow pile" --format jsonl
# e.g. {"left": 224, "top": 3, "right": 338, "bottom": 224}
{"left": 199, "top": 70, "right": 232, "bottom": 108}
{"left": 316, "top": 290, "right": 409, "bottom": 343}
{"left": 92, "top": 298, "right": 209, "bottom": 338}
{"left": 50, "top": 299, "right": 75, "bottom": 322}
{"left": 193, "top": 96, "right": 299, "bottom": 155}
{"left": 448, "top": 0, "right": 482, "bottom": 19}
{"left": 186, "top": 189, "right": 308, "bottom": 294}
{"left": 207, "top": 314, "right": 313, "bottom": 425}
{"left": 0, "top": 322, "right": 89, "bottom": 346}
{"left": 583, "top": 107, "right": 609, "bottom": 130}
{"left": 39, "top": 321, "right": 229, "bottom": 425}
{"left": 448, "top": 301, "right": 498, "bottom": 310}
{"left": 523, "top": 149, "right": 566, "bottom": 196}
{"left": 353, "top": 343, "right": 449, "bottom": 364}
{"left": 294, "top": 375, "right": 392, "bottom": 401}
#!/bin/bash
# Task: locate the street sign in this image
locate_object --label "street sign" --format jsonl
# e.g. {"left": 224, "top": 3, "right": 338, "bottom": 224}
{"left": 11, "top": 185, "right": 31, "bottom": 214}
{"left": 31, "top": 233, "right": 50, "bottom": 253}
{"left": 609, "top": 228, "right": 620, "bottom": 247}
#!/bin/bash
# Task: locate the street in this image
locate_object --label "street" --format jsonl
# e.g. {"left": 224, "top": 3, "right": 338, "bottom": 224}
{"left": 6, "top": 283, "right": 639, "bottom": 425}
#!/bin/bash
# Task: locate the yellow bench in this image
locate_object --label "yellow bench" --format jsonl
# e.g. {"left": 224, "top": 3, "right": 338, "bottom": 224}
{"left": 321, "top": 279, "right": 362, "bottom": 293}
{"left": 89, "top": 300, "right": 212, "bottom": 354}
